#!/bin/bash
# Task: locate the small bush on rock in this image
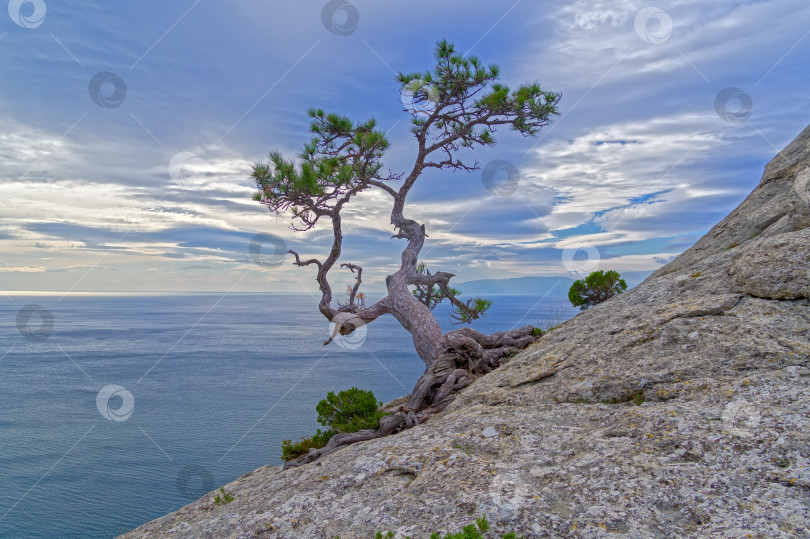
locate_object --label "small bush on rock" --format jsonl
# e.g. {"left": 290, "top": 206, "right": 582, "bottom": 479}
{"left": 568, "top": 270, "right": 627, "bottom": 310}
{"left": 213, "top": 487, "right": 234, "bottom": 505}
{"left": 280, "top": 429, "right": 337, "bottom": 462}
{"left": 374, "top": 515, "right": 524, "bottom": 539}
{"left": 281, "top": 387, "right": 386, "bottom": 462}
{"left": 316, "top": 387, "right": 387, "bottom": 433}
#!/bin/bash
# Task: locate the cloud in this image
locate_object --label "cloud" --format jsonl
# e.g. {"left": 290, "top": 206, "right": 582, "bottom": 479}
{"left": 1, "top": 0, "right": 808, "bottom": 292}
{"left": 534, "top": 0, "right": 810, "bottom": 88}
{"left": 519, "top": 113, "right": 765, "bottom": 250}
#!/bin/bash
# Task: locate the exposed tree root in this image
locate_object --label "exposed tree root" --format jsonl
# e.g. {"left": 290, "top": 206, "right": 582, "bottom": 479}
{"left": 282, "top": 325, "right": 538, "bottom": 470}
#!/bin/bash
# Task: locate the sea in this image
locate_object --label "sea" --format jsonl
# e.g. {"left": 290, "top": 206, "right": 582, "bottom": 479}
{"left": 0, "top": 293, "right": 576, "bottom": 538}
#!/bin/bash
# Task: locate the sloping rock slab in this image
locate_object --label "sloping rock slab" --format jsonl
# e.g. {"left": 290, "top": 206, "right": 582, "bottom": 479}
{"left": 122, "top": 127, "right": 810, "bottom": 538}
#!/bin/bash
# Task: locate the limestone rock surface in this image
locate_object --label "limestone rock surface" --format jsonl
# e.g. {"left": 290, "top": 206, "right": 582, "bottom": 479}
{"left": 123, "top": 126, "right": 810, "bottom": 538}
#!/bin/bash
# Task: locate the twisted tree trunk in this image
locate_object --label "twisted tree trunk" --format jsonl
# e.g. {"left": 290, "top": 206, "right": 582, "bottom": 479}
{"left": 271, "top": 46, "right": 561, "bottom": 467}
{"left": 283, "top": 318, "right": 538, "bottom": 470}
{"left": 282, "top": 138, "right": 543, "bottom": 470}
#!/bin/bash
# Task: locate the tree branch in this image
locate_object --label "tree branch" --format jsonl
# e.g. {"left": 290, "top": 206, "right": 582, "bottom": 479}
{"left": 339, "top": 263, "right": 363, "bottom": 310}
{"left": 289, "top": 250, "right": 322, "bottom": 269}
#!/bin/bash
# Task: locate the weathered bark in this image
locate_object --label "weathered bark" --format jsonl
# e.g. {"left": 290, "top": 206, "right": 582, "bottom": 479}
{"left": 266, "top": 47, "right": 561, "bottom": 469}
{"left": 282, "top": 151, "right": 540, "bottom": 467}
{"left": 283, "top": 414, "right": 410, "bottom": 470}
{"left": 282, "top": 324, "right": 539, "bottom": 470}
{"left": 404, "top": 324, "right": 537, "bottom": 410}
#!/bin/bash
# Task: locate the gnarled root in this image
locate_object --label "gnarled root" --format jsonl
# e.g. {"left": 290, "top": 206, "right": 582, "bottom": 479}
{"left": 282, "top": 413, "right": 410, "bottom": 469}
{"left": 406, "top": 324, "right": 537, "bottom": 410}
{"left": 282, "top": 324, "right": 539, "bottom": 470}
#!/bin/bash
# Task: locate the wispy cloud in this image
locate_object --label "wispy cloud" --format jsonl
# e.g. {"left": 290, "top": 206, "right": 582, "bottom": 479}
{"left": 1, "top": 0, "right": 808, "bottom": 292}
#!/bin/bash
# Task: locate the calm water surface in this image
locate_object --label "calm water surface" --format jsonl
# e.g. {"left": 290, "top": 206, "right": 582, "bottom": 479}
{"left": 0, "top": 293, "right": 575, "bottom": 538}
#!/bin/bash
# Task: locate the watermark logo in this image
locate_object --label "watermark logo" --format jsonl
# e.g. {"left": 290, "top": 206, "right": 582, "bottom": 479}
{"left": 328, "top": 313, "right": 367, "bottom": 350}
{"left": 88, "top": 71, "right": 127, "bottom": 109}
{"left": 248, "top": 233, "right": 288, "bottom": 268}
{"left": 715, "top": 87, "right": 753, "bottom": 125}
{"left": 561, "top": 246, "right": 600, "bottom": 277}
{"left": 168, "top": 152, "right": 206, "bottom": 187}
{"left": 400, "top": 78, "right": 439, "bottom": 117}
{"left": 96, "top": 384, "right": 135, "bottom": 422}
{"left": 8, "top": 0, "right": 46, "bottom": 28}
{"left": 16, "top": 304, "right": 54, "bottom": 341}
{"left": 321, "top": 0, "right": 359, "bottom": 36}
{"left": 482, "top": 160, "right": 520, "bottom": 196}
{"left": 176, "top": 465, "right": 215, "bottom": 500}
{"left": 634, "top": 7, "right": 672, "bottom": 45}
{"left": 721, "top": 400, "right": 760, "bottom": 438}
{"left": 489, "top": 472, "right": 531, "bottom": 509}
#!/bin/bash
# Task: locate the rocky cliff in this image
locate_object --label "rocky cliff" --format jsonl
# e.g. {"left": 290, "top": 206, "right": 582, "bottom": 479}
{"left": 124, "top": 126, "right": 810, "bottom": 538}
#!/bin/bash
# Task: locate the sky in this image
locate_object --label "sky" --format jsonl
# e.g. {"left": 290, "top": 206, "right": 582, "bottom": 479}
{"left": 1, "top": 0, "right": 809, "bottom": 295}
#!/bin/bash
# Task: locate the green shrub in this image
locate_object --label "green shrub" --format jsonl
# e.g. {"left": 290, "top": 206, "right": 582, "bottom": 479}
{"left": 428, "top": 515, "right": 522, "bottom": 539}
{"left": 280, "top": 428, "right": 337, "bottom": 462}
{"left": 568, "top": 270, "right": 627, "bottom": 311}
{"left": 281, "top": 387, "right": 387, "bottom": 461}
{"left": 316, "top": 387, "right": 387, "bottom": 433}
{"left": 374, "top": 515, "right": 524, "bottom": 539}
{"left": 213, "top": 487, "right": 234, "bottom": 505}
